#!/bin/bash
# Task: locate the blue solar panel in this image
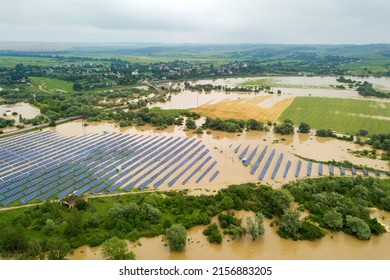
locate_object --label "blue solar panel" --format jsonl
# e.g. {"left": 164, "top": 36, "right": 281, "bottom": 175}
{"left": 259, "top": 149, "right": 275, "bottom": 180}
{"left": 250, "top": 146, "right": 268, "bottom": 175}
{"left": 209, "top": 170, "right": 219, "bottom": 183}
{"left": 282, "top": 160, "right": 291, "bottom": 178}
{"left": 318, "top": 163, "right": 323, "bottom": 176}
{"left": 271, "top": 153, "right": 283, "bottom": 179}
{"left": 329, "top": 164, "right": 334, "bottom": 175}
{"left": 182, "top": 156, "right": 212, "bottom": 185}
{"left": 340, "top": 165, "right": 345, "bottom": 175}
{"left": 244, "top": 146, "right": 258, "bottom": 167}
{"left": 295, "top": 160, "right": 302, "bottom": 177}
{"left": 154, "top": 143, "right": 205, "bottom": 188}
{"left": 307, "top": 161, "right": 312, "bottom": 176}
{"left": 168, "top": 149, "right": 209, "bottom": 187}
{"left": 196, "top": 161, "right": 217, "bottom": 183}
{"left": 239, "top": 145, "right": 250, "bottom": 160}
{"left": 374, "top": 170, "right": 380, "bottom": 176}
{"left": 234, "top": 144, "right": 241, "bottom": 153}
{"left": 352, "top": 166, "right": 357, "bottom": 175}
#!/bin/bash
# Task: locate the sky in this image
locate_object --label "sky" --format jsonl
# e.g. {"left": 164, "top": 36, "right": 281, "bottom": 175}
{"left": 0, "top": 0, "right": 389, "bottom": 44}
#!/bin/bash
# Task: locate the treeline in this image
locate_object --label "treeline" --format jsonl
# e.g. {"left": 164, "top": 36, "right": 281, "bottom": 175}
{"left": 0, "top": 177, "right": 388, "bottom": 259}
{"left": 357, "top": 82, "right": 390, "bottom": 98}
{"left": 202, "top": 117, "right": 266, "bottom": 133}
{"left": 285, "top": 176, "right": 390, "bottom": 240}
{"left": 116, "top": 107, "right": 200, "bottom": 129}
{"left": 367, "top": 134, "right": 390, "bottom": 153}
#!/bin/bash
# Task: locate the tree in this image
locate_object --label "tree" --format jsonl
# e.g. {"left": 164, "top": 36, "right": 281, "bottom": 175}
{"left": 64, "top": 210, "right": 84, "bottom": 237}
{"left": 323, "top": 209, "right": 343, "bottom": 230}
{"left": 298, "top": 122, "right": 310, "bottom": 133}
{"left": 316, "top": 129, "right": 336, "bottom": 137}
{"left": 345, "top": 215, "right": 371, "bottom": 240}
{"left": 358, "top": 129, "right": 368, "bottom": 136}
{"left": 185, "top": 118, "right": 197, "bottom": 129}
{"left": 73, "top": 82, "right": 83, "bottom": 91}
{"left": 101, "top": 237, "right": 135, "bottom": 260}
{"left": 220, "top": 196, "right": 235, "bottom": 210}
{"left": 274, "top": 122, "right": 294, "bottom": 135}
{"left": 270, "top": 189, "right": 294, "bottom": 216}
{"left": 383, "top": 139, "right": 390, "bottom": 152}
{"left": 246, "top": 119, "right": 264, "bottom": 131}
{"left": 166, "top": 224, "right": 187, "bottom": 251}
{"left": 279, "top": 209, "right": 300, "bottom": 237}
{"left": 203, "top": 223, "right": 222, "bottom": 244}
{"left": 47, "top": 238, "right": 70, "bottom": 260}
{"left": 246, "top": 212, "right": 265, "bottom": 240}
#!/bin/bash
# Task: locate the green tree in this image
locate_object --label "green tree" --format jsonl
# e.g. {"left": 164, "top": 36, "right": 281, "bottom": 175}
{"left": 73, "top": 82, "right": 83, "bottom": 91}
{"left": 166, "top": 224, "right": 187, "bottom": 251}
{"left": 203, "top": 223, "right": 222, "bottom": 244}
{"left": 279, "top": 209, "right": 301, "bottom": 237}
{"left": 298, "top": 122, "right": 310, "bottom": 133}
{"left": 47, "top": 238, "right": 70, "bottom": 260}
{"left": 358, "top": 129, "right": 368, "bottom": 136}
{"left": 246, "top": 213, "right": 265, "bottom": 240}
{"left": 185, "top": 118, "right": 197, "bottom": 129}
{"left": 64, "top": 210, "right": 84, "bottom": 237}
{"left": 220, "top": 196, "right": 235, "bottom": 210}
{"left": 323, "top": 209, "right": 343, "bottom": 230}
{"left": 270, "top": 189, "right": 294, "bottom": 216}
{"left": 246, "top": 119, "right": 264, "bottom": 131}
{"left": 274, "top": 122, "right": 294, "bottom": 135}
{"left": 101, "top": 237, "right": 136, "bottom": 260}
{"left": 345, "top": 215, "right": 371, "bottom": 240}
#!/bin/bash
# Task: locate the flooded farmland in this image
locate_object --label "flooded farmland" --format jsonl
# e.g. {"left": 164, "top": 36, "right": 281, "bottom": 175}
{"left": 2, "top": 75, "right": 389, "bottom": 261}
{"left": 0, "top": 102, "right": 40, "bottom": 130}
{"left": 48, "top": 119, "right": 390, "bottom": 192}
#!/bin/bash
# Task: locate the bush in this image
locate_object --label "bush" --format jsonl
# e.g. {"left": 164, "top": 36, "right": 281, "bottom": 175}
{"left": 101, "top": 237, "right": 135, "bottom": 260}
{"left": 345, "top": 216, "right": 371, "bottom": 240}
{"left": 203, "top": 223, "right": 222, "bottom": 244}
{"left": 166, "top": 224, "right": 187, "bottom": 251}
{"left": 299, "top": 221, "right": 325, "bottom": 241}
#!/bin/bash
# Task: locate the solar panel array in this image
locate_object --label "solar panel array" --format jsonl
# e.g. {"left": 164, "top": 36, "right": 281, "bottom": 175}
{"left": 233, "top": 144, "right": 387, "bottom": 182}
{"left": 0, "top": 131, "right": 220, "bottom": 206}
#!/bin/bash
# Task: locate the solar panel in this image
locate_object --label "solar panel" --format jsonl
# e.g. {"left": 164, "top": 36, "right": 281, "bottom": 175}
{"left": 271, "top": 153, "right": 283, "bottom": 179}
{"left": 259, "top": 149, "right": 275, "bottom": 180}
{"left": 250, "top": 146, "right": 268, "bottom": 175}
{"left": 244, "top": 146, "right": 258, "bottom": 167}
{"left": 239, "top": 145, "right": 250, "bottom": 160}
{"left": 295, "top": 160, "right": 302, "bottom": 177}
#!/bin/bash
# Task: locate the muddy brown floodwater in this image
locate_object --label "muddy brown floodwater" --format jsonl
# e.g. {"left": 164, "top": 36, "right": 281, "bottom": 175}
{"left": 69, "top": 211, "right": 390, "bottom": 260}
{"left": 48, "top": 120, "right": 389, "bottom": 192}
{"left": 0, "top": 102, "right": 41, "bottom": 131}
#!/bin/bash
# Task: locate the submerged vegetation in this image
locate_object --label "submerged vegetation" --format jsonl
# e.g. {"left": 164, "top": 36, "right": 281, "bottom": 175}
{"left": 0, "top": 177, "right": 389, "bottom": 259}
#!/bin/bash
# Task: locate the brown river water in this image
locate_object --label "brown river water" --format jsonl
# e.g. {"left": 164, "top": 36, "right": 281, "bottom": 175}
{"left": 69, "top": 211, "right": 390, "bottom": 260}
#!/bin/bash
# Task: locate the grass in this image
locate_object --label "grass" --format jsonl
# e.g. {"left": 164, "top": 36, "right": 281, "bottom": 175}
{"left": 30, "top": 77, "right": 74, "bottom": 93}
{"left": 278, "top": 97, "right": 390, "bottom": 135}
{"left": 149, "top": 107, "right": 190, "bottom": 117}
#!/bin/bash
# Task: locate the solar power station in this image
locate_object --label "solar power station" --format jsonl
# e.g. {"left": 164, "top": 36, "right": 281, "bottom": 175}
{"left": 0, "top": 131, "right": 220, "bottom": 206}
{"left": 234, "top": 144, "right": 386, "bottom": 181}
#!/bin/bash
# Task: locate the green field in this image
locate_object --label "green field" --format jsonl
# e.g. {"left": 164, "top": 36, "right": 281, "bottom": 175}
{"left": 30, "top": 77, "right": 74, "bottom": 93}
{"left": 278, "top": 97, "right": 390, "bottom": 135}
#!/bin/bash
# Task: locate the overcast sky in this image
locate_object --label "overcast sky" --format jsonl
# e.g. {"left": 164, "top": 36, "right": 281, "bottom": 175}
{"left": 0, "top": 0, "right": 389, "bottom": 44}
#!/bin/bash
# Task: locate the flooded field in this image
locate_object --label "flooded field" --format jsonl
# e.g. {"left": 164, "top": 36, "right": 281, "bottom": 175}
{"left": 69, "top": 211, "right": 390, "bottom": 260}
{"left": 48, "top": 120, "right": 389, "bottom": 191}
{"left": 0, "top": 102, "right": 40, "bottom": 130}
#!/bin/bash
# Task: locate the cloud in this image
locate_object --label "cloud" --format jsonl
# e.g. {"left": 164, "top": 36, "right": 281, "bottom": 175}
{"left": 0, "top": 0, "right": 388, "bottom": 43}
